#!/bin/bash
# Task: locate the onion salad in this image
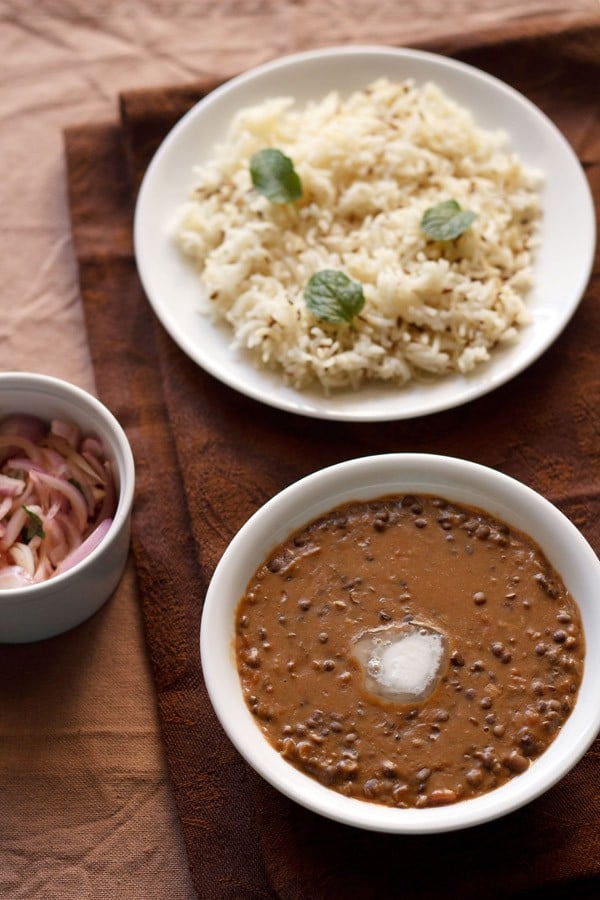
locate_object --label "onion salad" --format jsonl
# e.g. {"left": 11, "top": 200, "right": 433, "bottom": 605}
{"left": 0, "top": 414, "right": 117, "bottom": 589}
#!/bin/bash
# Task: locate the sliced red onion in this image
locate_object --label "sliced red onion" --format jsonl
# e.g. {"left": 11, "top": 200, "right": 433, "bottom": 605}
{"left": 0, "top": 434, "right": 42, "bottom": 464}
{"left": 81, "top": 450, "right": 107, "bottom": 481}
{"left": 81, "top": 436, "right": 104, "bottom": 457}
{"left": 9, "top": 541, "right": 36, "bottom": 577}
{"left": 0, "top": 415, "right": 117, "bottom": 589}
{"left": 0, "top": 414, "right": 46, "bottom": 442}
{"left": 0, "top": 564, "right": 35, "bottom": 590}
{"left": 54, "top": 518, "right": 113, "bottom": 576}
{"left": 1, "top": 457, "right": 44, "bottom": 474}
{"left": 50, "top": 418, "right": 80, "bottom": 448}
{"left": 29, "top": 470, "right": 88, "bottom": 532}
{"left": 96, "top": 463, "right": 117, "bottom": 521}
{"left": 0, "top": 506, "right": 27, "bottom": 551}
{"left": 0, "top": 415, "right": 46, "bottom": 465}
{"left": 0, "top": 473, "right": 25, "bottom": 498}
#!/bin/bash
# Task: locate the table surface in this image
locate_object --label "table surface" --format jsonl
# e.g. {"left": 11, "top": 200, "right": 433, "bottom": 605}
{"left": 1, "top": 2, "right": 598, "bottom": 897}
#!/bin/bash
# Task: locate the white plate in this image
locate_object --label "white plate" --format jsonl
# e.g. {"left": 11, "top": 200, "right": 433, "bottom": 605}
{"left": 134, "top": 46, "right": 596, "bottom": 422}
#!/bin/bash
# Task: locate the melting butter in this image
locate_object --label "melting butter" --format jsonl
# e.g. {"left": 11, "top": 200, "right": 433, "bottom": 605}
{"left": 351, "top": 622, "right": 449, "bottom": 704}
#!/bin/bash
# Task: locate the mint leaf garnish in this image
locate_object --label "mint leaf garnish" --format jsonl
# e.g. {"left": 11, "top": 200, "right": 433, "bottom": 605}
{"left": 304, "top": 270, "right": 365, "bottom": 324}
{"left": 421, "top": 199, "right": 476, "bottom": 241}
{"left": 23, "top": 506, "right": 45, "bottom": 541}
{"left": 249, "top": 148, "right": 302, "bottom": 204}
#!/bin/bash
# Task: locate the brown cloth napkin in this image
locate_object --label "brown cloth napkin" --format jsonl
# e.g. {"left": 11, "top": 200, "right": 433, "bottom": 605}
{"left": 65, "top": 18, "right": 600, "bottom": 900}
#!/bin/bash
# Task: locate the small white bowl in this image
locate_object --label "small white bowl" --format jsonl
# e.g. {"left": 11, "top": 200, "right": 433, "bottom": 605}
{"left": 200, "top": 453, "right": 600, "bottom": 833}
{"left": 0, "top": 372, "right": 135, "bottom": 643}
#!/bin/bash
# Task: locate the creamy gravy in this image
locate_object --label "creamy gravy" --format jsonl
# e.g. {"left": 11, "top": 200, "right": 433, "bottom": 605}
{"left": 235, "top": 494, "right": 583, "bottom": 808}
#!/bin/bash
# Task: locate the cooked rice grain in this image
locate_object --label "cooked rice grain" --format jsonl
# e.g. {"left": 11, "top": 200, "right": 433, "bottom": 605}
{"left": 172, "top": 78, "right": 542, "bottom": 391}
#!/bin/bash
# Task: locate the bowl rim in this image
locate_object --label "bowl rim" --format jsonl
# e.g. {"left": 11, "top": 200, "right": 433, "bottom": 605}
{"left": 0, "top": 371, "right": 135, "bottom": 601}
{"left": 200, "top": 452, "right": 600, "bottom": 833}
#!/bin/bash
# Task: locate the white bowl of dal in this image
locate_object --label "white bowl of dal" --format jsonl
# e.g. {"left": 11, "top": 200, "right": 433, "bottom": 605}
{"left": 200, "top": 453, "right": 600, "bottom": 833}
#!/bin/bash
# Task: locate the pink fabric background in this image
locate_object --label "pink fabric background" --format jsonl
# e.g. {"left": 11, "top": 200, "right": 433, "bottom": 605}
{"left": 1, "top": 2, "right": 598, "bottom": 897}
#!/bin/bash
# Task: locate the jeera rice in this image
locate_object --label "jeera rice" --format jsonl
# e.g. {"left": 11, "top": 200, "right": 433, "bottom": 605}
{"left": 172, "top": 78, "right": 542, "bottom": 392}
